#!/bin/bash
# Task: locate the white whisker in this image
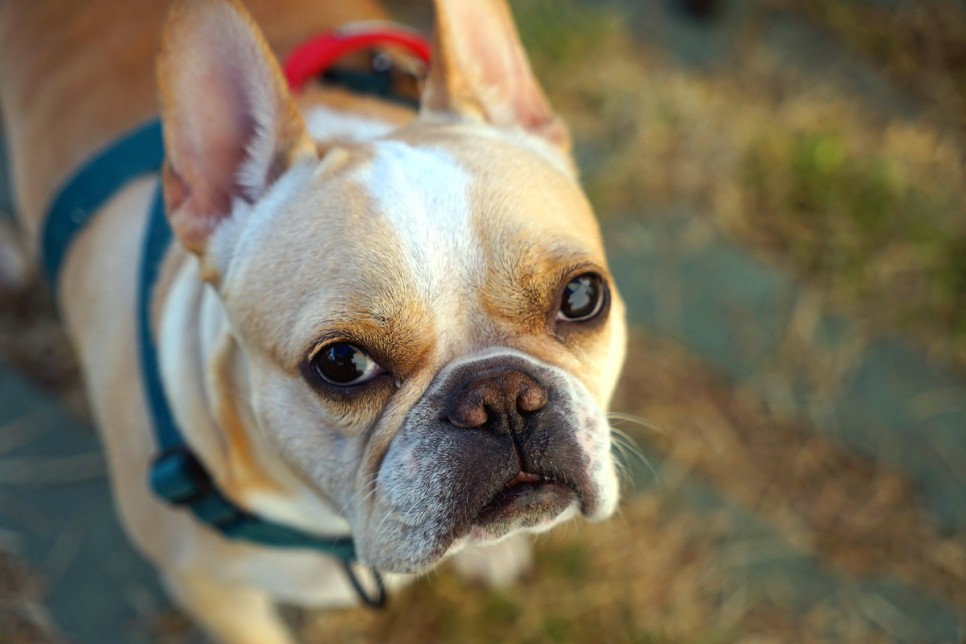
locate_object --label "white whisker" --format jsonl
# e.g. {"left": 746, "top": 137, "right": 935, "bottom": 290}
{"left": 607, "top": 411, "right": 668, "bottom": 435}
{"left": 609, "top": 426, "right": 660, "bottom": 483}
{"left": 338, "top": 472, "right": 379, "bottom": 518}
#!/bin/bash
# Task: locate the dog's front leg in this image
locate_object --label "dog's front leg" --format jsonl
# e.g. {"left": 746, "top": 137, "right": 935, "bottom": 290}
{"left": 163, "top": 571, "right": 293, "bottom": 644}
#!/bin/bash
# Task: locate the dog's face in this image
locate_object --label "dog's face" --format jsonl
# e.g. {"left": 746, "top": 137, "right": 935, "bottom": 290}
{"left": 158, "top": 0, "right": 626, "bottom": 572}
{"left": 221, "top": 125, "right": 627, "bottom": 570}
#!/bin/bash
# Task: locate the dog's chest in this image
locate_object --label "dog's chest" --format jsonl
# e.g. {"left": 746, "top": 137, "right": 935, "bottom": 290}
{"left": 221, "top": 548, "right": 363, "bottom": 607}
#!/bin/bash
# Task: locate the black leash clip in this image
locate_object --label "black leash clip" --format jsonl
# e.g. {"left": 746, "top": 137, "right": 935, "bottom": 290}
{"left": 341, "top": 561, "right": 388, "bottom": 610}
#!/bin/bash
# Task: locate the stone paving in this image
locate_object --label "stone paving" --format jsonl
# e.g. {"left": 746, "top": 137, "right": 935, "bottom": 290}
{"left": 607, "top": 213, "right": 966, "bottom": 641}
{"left": 0, "top": 88, "right": 173, "bottom": 643}
{"left": 0, "top": 366, "right": 167, "bottom": 643}
{"left": 637, "top": 455, "right": 962, "bottom": 642}
{"left": 607, "top": 214, "right": 966, "bottom": 534}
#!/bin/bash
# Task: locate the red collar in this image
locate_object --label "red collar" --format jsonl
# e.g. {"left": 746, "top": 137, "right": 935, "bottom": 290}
{"left": 283, "top": 21, "right": 431, "bottom": 93}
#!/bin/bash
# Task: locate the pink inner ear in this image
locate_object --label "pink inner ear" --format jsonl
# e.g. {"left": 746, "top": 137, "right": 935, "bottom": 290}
{"left": 478, "top": 44, "right": 540, "bottom": 121}
{"left": 429, "top": 0, "right": 563, "bottom": 144}
{"left": 158, "top": 0, "right": 312, "bottom": 254}
{"left": 163, "top": 161, "right": 225, "bottom": 254}
{"left": 179, "top": 62, "right": 261, "bottom": 207}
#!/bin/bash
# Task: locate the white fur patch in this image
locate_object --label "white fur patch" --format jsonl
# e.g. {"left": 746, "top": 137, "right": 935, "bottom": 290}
{"left": 356, "top": 141, "right": 480, "bottom": 336}
{"left": 304, "top": 106, "right": 397, "bottom": 142}
{"left": 418, "top": 114, "right": 577, "bottom": 181}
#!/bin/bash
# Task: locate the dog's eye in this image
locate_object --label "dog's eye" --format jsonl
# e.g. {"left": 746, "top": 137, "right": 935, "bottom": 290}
{"left": 311, "top": 343, "right": 383, "bottom": 386}
{"left": 557, "top": 273, "right": 605, "bottom": 322}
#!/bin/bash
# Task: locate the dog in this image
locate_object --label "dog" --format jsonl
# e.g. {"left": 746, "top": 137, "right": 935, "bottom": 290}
{"left": 0, "top": 0, "right": 627, "bottom": 640}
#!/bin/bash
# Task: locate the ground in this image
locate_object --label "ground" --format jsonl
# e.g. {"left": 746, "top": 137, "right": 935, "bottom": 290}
{"left": 0, "top": 0, "right": 964, "bottom": 642}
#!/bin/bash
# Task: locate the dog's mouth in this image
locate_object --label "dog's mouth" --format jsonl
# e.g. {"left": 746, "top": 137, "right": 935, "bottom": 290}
{"left": 473, "top": 471, "right": 577, "bottom": 532}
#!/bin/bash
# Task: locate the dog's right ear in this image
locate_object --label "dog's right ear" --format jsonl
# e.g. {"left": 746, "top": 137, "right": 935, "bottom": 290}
{"left": 157, "top": 0, "right": 316, "bottom": 256}
{"left": 421, "top": 0, "right": 570, "bottom": 154}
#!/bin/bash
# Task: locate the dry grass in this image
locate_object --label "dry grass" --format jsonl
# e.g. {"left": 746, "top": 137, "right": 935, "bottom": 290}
{"left": 0, "top": 219, "right": 86, "bottom": 419}
{"left": 304, "top": 495, "right": 736, "bottom": 643}
{"left": 515, "top": 0, "right": 966, "bottom": 371}
{"left": 302, "top": 494, "right": 886, "bottom": 644}
{"left": 0, "top": 550, "right": 57, "bottom": 643}
{"left": 613, "top": 333, "right": 966, "bottom": 611}
{"left": 764, "top": 0, "right": 966, "bottom": 126}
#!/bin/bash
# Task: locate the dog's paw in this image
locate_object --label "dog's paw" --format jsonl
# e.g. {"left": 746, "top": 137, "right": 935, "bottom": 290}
{"left": 450, "top": 533, "right": 532, "bottom": 589}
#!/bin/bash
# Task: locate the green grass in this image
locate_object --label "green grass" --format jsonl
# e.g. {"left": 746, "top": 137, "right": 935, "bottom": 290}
{"left": 513, "top": 0, "right": 623, "bottom": 68}
{"left": 742, "top": 127, "right": 966, "bottom": 357}
{"left": 772, "top": 0, "right": 966, "bottom": 124}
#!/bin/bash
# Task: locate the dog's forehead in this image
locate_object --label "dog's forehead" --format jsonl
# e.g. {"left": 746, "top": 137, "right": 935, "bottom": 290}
{"left": 351, "top": 138, "right": 480, "bottom": 294}
{"left": 355, "top": 126, "right": 609, "bottom": 279}
{"left": 223, "top": 126, "right": 607, "bottom": 365}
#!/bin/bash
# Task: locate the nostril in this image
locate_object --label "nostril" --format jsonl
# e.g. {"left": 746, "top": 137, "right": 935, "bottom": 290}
{"left": 517, "top": 385, "right": 548, "bottom": 415}
{"left": 448, "top": 397, "right": 489, "bottom": 429}
{"left": 444, "top": 368, "right": 548, "bottom": 430}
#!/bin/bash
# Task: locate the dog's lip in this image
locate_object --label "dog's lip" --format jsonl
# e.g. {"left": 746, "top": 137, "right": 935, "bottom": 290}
{"left": 393, "top": 470, "right": 588, "bottom": 572}
{"left": 473, "top": 470, "right": 576, "bottom": 527}
{"left": 504, "top": 471, "right": 544, "bottom": 488}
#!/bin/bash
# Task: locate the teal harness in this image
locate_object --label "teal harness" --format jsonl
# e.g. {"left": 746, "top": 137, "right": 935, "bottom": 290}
{"left": 42, "top": 121, "right": 388, "bottom": 607}
{"left": 36, "top": 26, "right": 431, "bottom": 607}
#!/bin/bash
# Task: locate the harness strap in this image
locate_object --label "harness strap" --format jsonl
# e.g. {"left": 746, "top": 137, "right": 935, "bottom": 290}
{"left": 41, "top": 121, "right": 164, "bottom": 292}
{"left": 138, "top": 182, "right": 357, "bottom": 563}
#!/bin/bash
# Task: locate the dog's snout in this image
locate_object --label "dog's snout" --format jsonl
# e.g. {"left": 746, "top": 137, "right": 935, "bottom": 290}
{"left": 446, "top": 369, "right": 548, "bottom": 432}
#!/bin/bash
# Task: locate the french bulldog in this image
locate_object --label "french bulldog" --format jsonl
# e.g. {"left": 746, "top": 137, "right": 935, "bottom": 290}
{"left": 0, "top": 0, "right": 626, "bottom": 641}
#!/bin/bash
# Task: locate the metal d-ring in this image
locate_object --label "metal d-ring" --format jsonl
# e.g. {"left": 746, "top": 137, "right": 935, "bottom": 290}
{"left": 341, "top": 560, "right": 388, "bottom": 609}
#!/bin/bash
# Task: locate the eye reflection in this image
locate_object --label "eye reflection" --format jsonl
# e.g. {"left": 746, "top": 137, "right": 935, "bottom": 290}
{"left": 557, "top": 273, "right": 604, "bottom": 322}
{"left": 311, "top": 343, "right": 382, "bottom": 386}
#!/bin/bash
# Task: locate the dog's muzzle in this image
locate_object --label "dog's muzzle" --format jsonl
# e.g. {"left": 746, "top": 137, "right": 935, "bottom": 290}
{"left": 369, "top": 352, "right": 608, "bottom": 571}
{"left": 441, "top": 362, "right": 578, "bottom": 530}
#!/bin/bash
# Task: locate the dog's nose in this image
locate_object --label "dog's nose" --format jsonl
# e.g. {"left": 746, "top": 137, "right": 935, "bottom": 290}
{"left": 445, "top": 368, "right": 548, "bottom": 432}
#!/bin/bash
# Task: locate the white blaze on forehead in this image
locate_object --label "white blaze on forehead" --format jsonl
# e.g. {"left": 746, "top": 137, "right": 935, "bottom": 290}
{"left": 358, "top": 140, "right": 481, "bottom": 326}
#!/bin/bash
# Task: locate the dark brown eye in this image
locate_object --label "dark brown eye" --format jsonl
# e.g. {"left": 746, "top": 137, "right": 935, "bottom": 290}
{"left": 557, "top": 273, "right": 605, "bottom": 322}
{"left": 311, "top": 343, "right": 382, "bottom": 386}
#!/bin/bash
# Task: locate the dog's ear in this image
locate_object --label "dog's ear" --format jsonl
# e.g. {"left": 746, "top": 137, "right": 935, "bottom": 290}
{"left": 421, "top": 0, "right": 570, "bottom": 153}
{"left": 157, "top": 0, "right": 315, "bottom": 255}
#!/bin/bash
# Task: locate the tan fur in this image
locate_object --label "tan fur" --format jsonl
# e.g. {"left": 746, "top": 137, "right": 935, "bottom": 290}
{"left": 210, "top": 334, "right": 287, "bottom": 497}
{"left": 157, "top": 0, "right": 318, "bottom": 256}
{"left": 421, "top": 0, "right": 570, "bottom": 150}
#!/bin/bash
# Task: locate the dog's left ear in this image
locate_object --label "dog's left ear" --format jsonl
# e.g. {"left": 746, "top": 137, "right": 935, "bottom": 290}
{"left": 421, "top": 0, "right": 571, "bottom": 154}
{"left": 157, "top": 0, "right": 316, "bottom": 256}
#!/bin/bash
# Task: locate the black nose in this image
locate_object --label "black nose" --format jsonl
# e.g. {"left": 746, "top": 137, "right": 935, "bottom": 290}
{"left": 445, "top": 368, "right": 548, "bottom": 433}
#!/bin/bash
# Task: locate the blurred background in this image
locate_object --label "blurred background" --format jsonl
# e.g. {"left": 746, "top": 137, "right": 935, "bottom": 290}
{"left": 1, "top": 0, "right": 964, "bottom": 641}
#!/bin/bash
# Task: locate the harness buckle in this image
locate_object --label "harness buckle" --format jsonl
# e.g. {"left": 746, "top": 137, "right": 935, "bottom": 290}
{"left": 149, "top": 448, "right": 214, "bottom": 506}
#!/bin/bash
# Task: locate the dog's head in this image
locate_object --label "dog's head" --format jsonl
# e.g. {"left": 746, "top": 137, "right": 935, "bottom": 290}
{"left": 157, "top": 0, "right": 626, "bottom": 572}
